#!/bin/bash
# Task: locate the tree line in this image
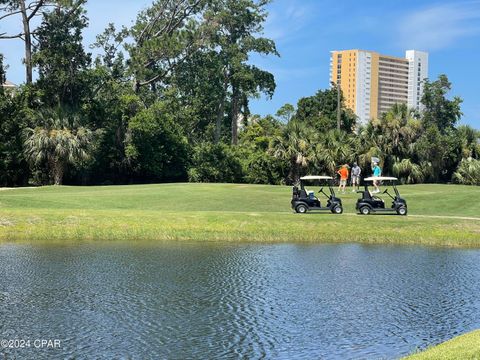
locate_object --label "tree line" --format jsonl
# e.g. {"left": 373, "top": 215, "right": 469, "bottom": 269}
{"left": 0, "top": 0, "right": 479, "bottom": 187}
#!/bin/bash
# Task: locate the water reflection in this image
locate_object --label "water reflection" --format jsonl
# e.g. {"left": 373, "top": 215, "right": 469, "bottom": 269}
{"left": 0, "top": 243, "right": 479, "bottom": 359}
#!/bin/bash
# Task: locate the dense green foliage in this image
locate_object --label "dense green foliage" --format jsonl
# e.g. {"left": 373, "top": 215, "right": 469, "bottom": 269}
{"left": 422, "top": 74, "right": 463, "bottom": 132}
{"left": 0, "top": 1, "right": 478, "bottom": 187}
{"left": 188, "top": 143, "right": 243, "bottom": 183}
{"left": 0, "top": 87, "right": 31, "bottom": 186}
{"left": 294, "top": 86, "right": 357, "bottom": 132}
{"left": 33, "top": 4, "right": 92, "bottom": 108}
{"left": 126, "top": 101, "right": 190, "bottom": 183}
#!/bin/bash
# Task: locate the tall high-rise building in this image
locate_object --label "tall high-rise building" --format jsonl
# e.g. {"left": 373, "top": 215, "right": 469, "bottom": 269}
{"left": 329, "top": 49, "right": 428, "bottom": 125}
{"left": 406, "top": 50, "right": 429, "bottom": 112}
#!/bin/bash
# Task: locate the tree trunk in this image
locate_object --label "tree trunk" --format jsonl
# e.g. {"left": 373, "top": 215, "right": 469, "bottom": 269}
{"left": 289, "top": 158, "right": 300, "bottom": 185}
{"left": 215, "top": 97, "right": 224, "bottom": 144}
{"left": 231, "top": 83, "right": 240, "bottom": 145}
{"left": 241, "top": 94, "right": 250, "bottom": 119}
{"left": 133, "top": 79, "right": 140, "bottom": 93}
{"left": 53, "top": 160, "right": 64, "bottom": 185}
{"left": 215, "top": 75, "right": 228, "bottom": 143}
{"left": 19, "top": 0, "right": 33, "bottom": 84}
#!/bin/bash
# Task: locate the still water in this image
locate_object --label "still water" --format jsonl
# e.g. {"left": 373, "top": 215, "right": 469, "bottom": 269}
{"left": 0, "top": 243, "right": 480, "bottom": 359}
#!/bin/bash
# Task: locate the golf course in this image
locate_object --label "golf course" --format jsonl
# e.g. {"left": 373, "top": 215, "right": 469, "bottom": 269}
{"left": 0, "top": 182, "right": 479, "bottom": 246}
{"left": 1, "top": 182, "right": 480, "bottom": 359}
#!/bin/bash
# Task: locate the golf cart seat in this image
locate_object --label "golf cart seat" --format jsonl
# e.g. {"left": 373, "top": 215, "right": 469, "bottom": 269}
{"left": 372, "top": 195, "right": 385, "bottom": 206}
{"left": 359, "top": 190, "right": 372, "bottom": 200}
{"left": 358, "top": 190, "right": 385, "bottom": 208}
{"left": 303, "top": 188, "right": 320, "bottom": 206}
{"left": 292, "top": 186, "right": 300, "bottom": 198}
{"left": 292, "top": 186, "right": 307, "bottom": 199}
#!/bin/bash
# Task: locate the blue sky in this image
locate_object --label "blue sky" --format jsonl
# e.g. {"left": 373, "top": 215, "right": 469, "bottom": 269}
{"left": 1, "top": 0, "right": 479, "bottom": 127}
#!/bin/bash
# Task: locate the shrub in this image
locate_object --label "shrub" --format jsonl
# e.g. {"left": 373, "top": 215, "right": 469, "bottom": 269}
{"left": 126, "top": 102, "right": 190, "bottom": 182}
{"left": 241, "top": 150, "right": 285, "bottom": 185}
{"left": 188, "top": 143, "right": 244, "bottom": 183}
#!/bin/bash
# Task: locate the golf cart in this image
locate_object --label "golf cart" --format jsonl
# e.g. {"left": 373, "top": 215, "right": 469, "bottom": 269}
{"left": 291, "top": 175, "right": 343, "bottom": 214}
{"left": 356, "top": 177, "right": 407, "bottom": 215}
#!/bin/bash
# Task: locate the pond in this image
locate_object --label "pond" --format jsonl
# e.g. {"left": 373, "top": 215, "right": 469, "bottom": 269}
{"left": 0, "top": 243, "right": 479, "bottom": 359}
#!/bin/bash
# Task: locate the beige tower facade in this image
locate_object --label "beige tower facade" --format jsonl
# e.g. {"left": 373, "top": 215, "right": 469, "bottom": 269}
{"left": 330, "top": 49, "right": 428, "bottom": 125}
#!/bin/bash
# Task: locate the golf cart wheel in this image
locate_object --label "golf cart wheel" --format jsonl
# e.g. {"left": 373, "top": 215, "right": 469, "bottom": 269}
{"left": 296, "top": 204, "right": 308, "bottom": 214}
{"left": 332, "top": 205, "right": 343, "bottom": 214}
{"left": 397, "top": 206, "right": 407, "bottom": 216}
{"left": 360, "top": 206, "right": 371, "bottom": 215}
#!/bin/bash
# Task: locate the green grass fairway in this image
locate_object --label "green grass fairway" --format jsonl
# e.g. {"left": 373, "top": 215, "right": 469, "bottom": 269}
{"left": 404, "top": 330, "right": 480, "bottom": 359}
{"left": 0, "top": 183, "right": 479, "bottom": 245}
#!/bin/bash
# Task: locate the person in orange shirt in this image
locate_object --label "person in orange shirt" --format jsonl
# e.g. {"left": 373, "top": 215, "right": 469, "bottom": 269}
{"left": 337, "top": 164, "right": 349, "bottom": 193}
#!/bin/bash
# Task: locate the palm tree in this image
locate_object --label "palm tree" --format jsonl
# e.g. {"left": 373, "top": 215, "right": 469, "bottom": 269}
{"left": 357, "top": 103, "right": 426, "bottom": 182}
{"left": 392, "top": 158, "right": 431, "bottom": 184}
{"left": 24, "top": 109, "right": 99, "bottom": 185}
{"left": 271, "top": 120, "right": 315, "bottom": 183}
{"left": 356, "top": 121, "right": 381, "bottom": 170}
{"left": 457, "top": 125, "right": 480, "bottom": 159}
{"left": 312, "top": 129, "right": 355, "bottom": 174}
{"left": 453, "top": 158, "right": 480, "bottom": 185}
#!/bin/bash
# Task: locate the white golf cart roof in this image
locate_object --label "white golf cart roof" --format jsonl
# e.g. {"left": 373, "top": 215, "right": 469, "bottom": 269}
{"left": 300, "top": 175, "right": 333, "bottom": 180}
{"left": 364, "top": 176, "right": 398, "bottom": 181}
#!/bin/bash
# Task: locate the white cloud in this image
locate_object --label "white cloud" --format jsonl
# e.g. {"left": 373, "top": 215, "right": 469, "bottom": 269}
{"left": 398, "top": 1, "right": 480, "bottom": 50}
{"left": 263, "top": 0, "right": 314, "bottom": 42}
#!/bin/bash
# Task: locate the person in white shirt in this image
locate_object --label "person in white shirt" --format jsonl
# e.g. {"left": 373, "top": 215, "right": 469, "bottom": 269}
{"left": 351, "top": 162, "right": 361, "bottom": 192}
